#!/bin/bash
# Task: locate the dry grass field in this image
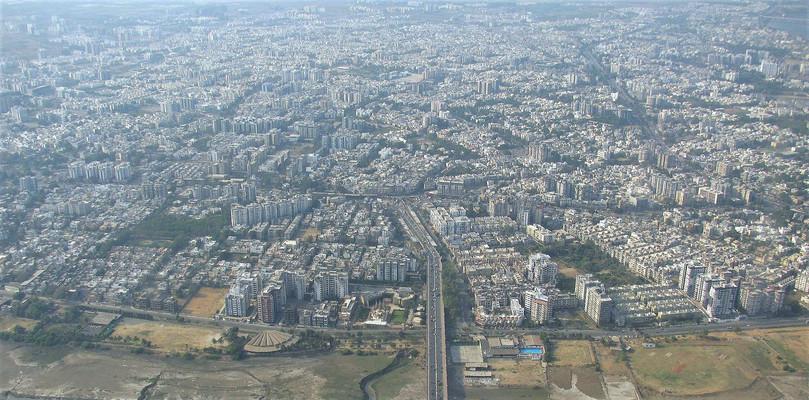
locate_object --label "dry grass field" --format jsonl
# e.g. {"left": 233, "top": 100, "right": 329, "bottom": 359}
{"left": 489, "top": 358, "right": 545, "bottom": 387}
{"left": 551, "top": 340, "right": 594, "bottom": 366}
{"left": 593, "top": 343, "right": 631, "bottom": 376}
{"left": 0, "top": 316, "right": 37, "bottom": 332}
{"left": 628, "top": 337, "right": 772, "bottom": 396}
{"left": 112, "top": 318, "right": 224, "bottom": 352}
{"left": 751, "top": 327, "right": 809, "bottom": 371}
{"left": 182, "top": 287, "right": 228, "bottom": 317}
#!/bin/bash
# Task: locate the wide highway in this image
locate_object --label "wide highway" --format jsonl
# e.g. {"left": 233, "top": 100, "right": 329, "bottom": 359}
{"left": 400, "top": 201, "right": 448, "bottom": 400}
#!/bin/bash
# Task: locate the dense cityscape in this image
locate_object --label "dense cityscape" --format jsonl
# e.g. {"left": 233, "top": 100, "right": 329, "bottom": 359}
{"left": 0, "top": 1, "right": 807, "bottom": 399}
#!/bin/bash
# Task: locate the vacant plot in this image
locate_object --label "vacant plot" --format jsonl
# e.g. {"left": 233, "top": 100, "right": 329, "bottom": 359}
{"left": 0, "top": 316, "right": 38, "bottom": 332}
{"left": 548, "top": 366, "right": 605, "bottom": 399}
{"left": 593, "top": 343, "right": 630, "bottom": 376}
{"left": 552, "top": 340, "right": 594, "bottom": 366}
{"left": 183, "top": 287, "right": 228, "bottom": 317}
{"left": 312, "top": 353, "right": 392, "bottom": 399}
{"left": 464, "top": 386, "right": 550, "bottom": 400}
{"left": 371, "top": 356, "right": 426, "bottom": 400}
{"left": 301, "top": 228, "right": 320, "bottom": 241}
{"left": 557, "top": 262, "right": 582, "bottom": 278}
{"left": 112, "top": 318, "right": 224, "bottom": 353}
{"left": 757, "top": 328, "right": 809, "bottom": 371}
{"left": 628, "top": 340, "right": 767, "bottom": 396}
{"left": 489, "top": 358, "right": 545, "bottom": 387}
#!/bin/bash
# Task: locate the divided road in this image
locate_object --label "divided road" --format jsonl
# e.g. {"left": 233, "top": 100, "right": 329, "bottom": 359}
{"left": 400, "top": 201, "right": 448, "bottom": 400}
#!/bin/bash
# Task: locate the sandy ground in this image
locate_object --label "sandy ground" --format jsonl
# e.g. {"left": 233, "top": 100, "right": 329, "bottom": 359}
{"left": 182, "top": 287, "right": 228, "bottom": 317}
{"left": 603, "top": 376, "right": 639, "bottom": 400}
{"left": 112, "top": 318, "right": 224, "bottom": 352}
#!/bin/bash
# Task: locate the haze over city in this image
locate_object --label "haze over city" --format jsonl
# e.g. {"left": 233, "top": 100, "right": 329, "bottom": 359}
{"left": 0, "top": 1, "right": 807, "bottom": 399}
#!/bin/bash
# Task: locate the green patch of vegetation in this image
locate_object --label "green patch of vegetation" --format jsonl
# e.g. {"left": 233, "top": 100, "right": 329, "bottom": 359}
{"left": 222, "top": 327, "right": 248, "bottom": 360}
{"left": 96, "top": 210, "right": 226, "bottom": 258}
{"left": 288, "top": 329, "right": 334, "bottom": 352}
{"left": 745, "top": 342, "right": 776, "bottom": 371}
{"left": 523, "top": 241, "right": 645, "bottom": 286}
{"left": 425, "top": 132, "right": 479, "bottom": 160}
{"left": 389, "top": 310, "right": 407, "bottom": 325}
{"left": 764, "top": 338, "right": 808, "bottom": 371}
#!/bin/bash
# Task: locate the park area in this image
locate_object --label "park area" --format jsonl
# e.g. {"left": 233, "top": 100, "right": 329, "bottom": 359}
{"left": 111, "top": 318, "right": 224, "bottom": 353}
{"left": 182, "top": 287, "right": 228, "bottom": 317}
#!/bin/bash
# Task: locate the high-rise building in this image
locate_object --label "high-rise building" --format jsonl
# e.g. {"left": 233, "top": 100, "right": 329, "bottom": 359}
{"left": 678, "top": 262, "right": 706, "bottom": 297}
{"left": 796, "top": 269, "right": 809, "bottom": 293}
{"left": 707, "top": 283, "right": 738, "bottom": 318}
{"left": 528, "top": 253, "right": 558, "bottom": 285}
{"left": 376, "top": 258, "right": 407, "bottom": 282}
{"left": 585, "top": 286, "right": 612, "bottom": 326}
{"left": 68, "top": 161, "right": 86, "bottom": 180}
{"left": 739, "top": 283, "right": 785, "bottom": 316}
{"left": 524, "top": 288, "right": 554, "bottom": 324}
{"left": 281, "top": 270, "right": 306, "bottom": 301}
{"left": 477, "top": 78, "right": 498, "bottom": 94}
{"left": 575, "top": 274, "right": 600, "bottom": 306}
{"left": 528, "top": 143, "right": 553, "bottom": 162}
{"left": 225, "top": 284, "right": 248, "bottom": 317}
{"left": 18, "top": 176, "right": 38, "bottom": 193}
{"left": 314, "top": 271, "right": 349, "bottom": 301}
{"left": 114, "top": 162, "right": 132, "bottom": 182}
{"left": 257, "top": 284, "right": 285, "bottom": 323}
{"left": 760, "top": 60, "right": 779, "bottom": 79}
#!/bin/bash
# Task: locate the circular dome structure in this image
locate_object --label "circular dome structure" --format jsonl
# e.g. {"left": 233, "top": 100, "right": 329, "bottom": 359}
{"left": 243, "top": 330, "right": 299, "bottom": 354}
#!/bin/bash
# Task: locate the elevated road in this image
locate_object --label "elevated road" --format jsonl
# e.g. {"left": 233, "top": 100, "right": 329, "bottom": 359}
{"left": 399, "top": 201, "right": 448, "bottom": 400}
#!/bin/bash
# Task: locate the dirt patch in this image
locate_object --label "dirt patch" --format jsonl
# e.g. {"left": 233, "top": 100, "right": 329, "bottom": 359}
{"left": 112, "top": 318, "right": 224, "bottom": 352}
{"left": 571, "top": 367, "right": 605, "bottom": 399}
{"left": 552, "top": 340, "right": 594, "bottom": 367}
{"left": 182, "top": 287, "right": 228, "bottom": 317}
{"left": 549, "top": 366, "right": 604, "bottom": 400}
{"left": 549, "top": 366, "right": 573, "bottom": 389}
{"left": 489, "top": 358, "right": 545, "bottom": 387}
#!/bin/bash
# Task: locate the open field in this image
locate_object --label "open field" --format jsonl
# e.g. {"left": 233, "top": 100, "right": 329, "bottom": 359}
{"left": 551, "top": 340, "right": 594, "bottom": 366}
{"left": 548, "top": 366, "right": 605, "bottom": 399}
{"left": 462, "top": 386, "right": 550, "bottom": 400}
{"left": 371, "top": 355, "right": 428, "bottom": 400}
{"left": 593, "top": 343, "right": 631, "bottom": 376}
{"left": 557, "top": 263, "right": 582, "bottom": 278}
{"left": 749, "top": 327, "right": 809, "bottom": 371}
{"left": 312, "top": 353, "right": 393, "bottom": 399}
{"left": 0, "top": 341, "right": 426, "bottom": 399}
{"left": 182, "top": 287, "right": 228, "bottom": 317}
{"left": 489, "top": 358, "right": 545, "bottom": 387}
{"left": 0, "top": 316, "right": 38, "bottom": 332}
{"left": 112, "top": 318, "right": 224, "bottom": 352}
{"left": 628, "top": 338, "right": 771, "bottom": 396}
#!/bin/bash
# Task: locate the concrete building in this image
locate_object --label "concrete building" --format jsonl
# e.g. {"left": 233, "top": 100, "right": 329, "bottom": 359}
{"left": 528, "top": 253, "right": 558, "bottom": 285}
{"left": 585, "top": 285, "right": 612, "bottom": 326}
{"left": 226, "top": 284, "right": 248, "bottom": 317}
{"left": 678, "top": 262, "right": 706, "bottom": 297}
{"left": 314, "top": 271, "right": 349, "bottom": 301}
{"left": 524, "top": 288, "right": 553, "bottom": 324}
